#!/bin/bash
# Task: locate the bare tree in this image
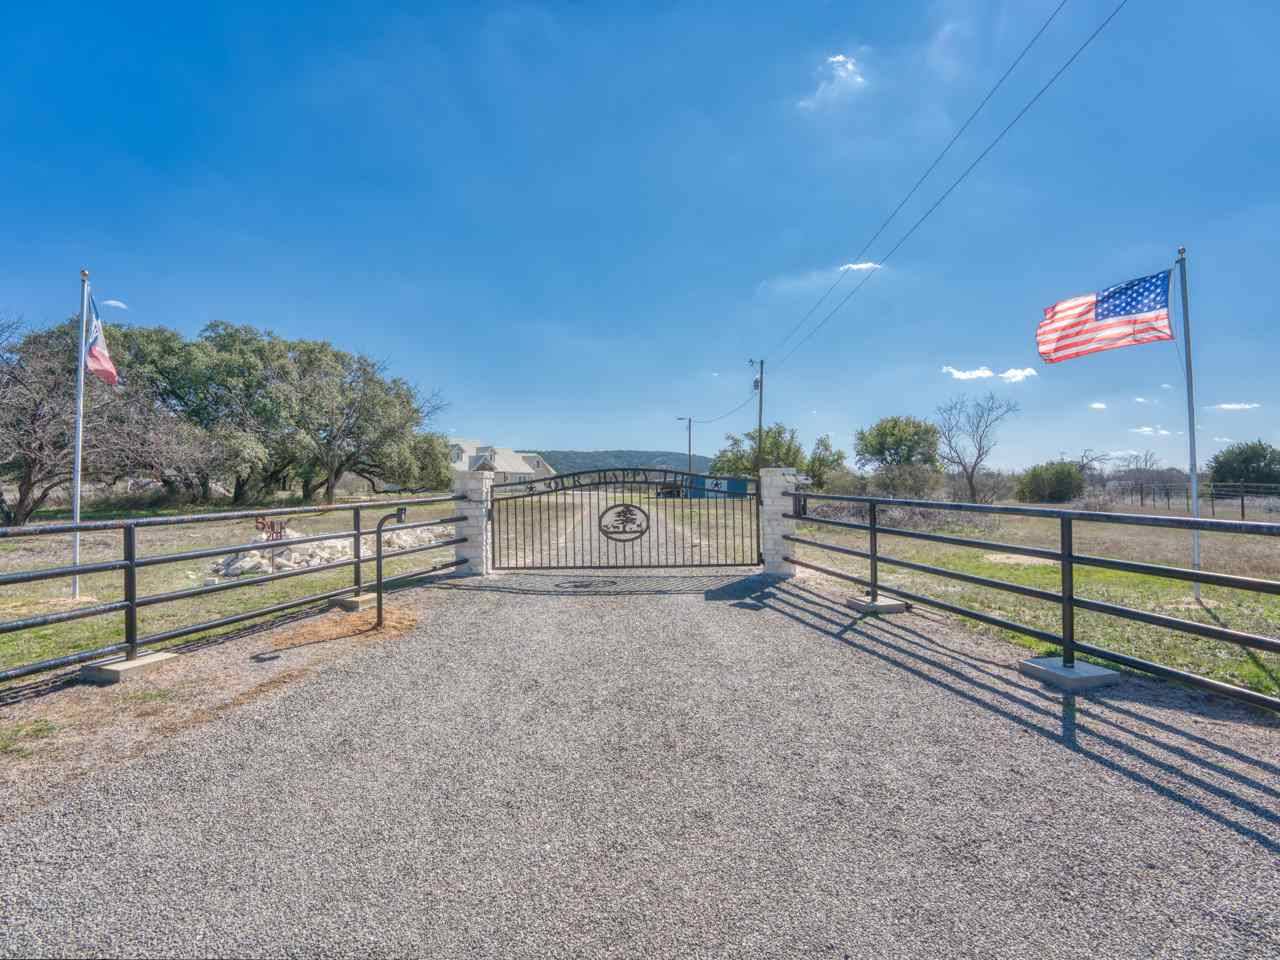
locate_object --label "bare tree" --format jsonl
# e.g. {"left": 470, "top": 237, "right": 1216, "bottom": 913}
{"left": 0, "top": 319, "right": 157, "bottom": 524}
{"left": 935, "top": 392, "right": 1020, "bottom": 503}
{"left": 1077, "top": 448, "right": 1112, "bottom": 487}
{"left": 1120, "top": 450, "right": 1162, "bottom": 479}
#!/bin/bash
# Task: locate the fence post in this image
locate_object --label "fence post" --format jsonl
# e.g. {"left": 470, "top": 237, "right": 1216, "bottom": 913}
{"left": 1060, "top": 515, "right": 1075, "bottom": 669}
{"left": 352, "top": 506, "right": 363, "bottom": 596}
{"left": 868, "top": 501, "right": 879, "bottom": 603}
{"left": 1242, "top": 491, "right": 1246, "bottom": 521}
{"left": 758, "top": 467, "right": 797, "bottom": 578}
{"left": 375, "top": 507, "right": 406, "bottom": 629}
{"left": 123, "top": 524, "right": 138, "bottom": 661}
{"left": 454, "top": 470, "right": 494, "bottom": 576}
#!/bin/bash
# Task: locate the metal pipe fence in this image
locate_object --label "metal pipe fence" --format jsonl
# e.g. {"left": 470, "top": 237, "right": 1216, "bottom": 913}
{"left": 0, "top": 494, "right": 468, "bottom": 684}
{"left": 782, "top": 491, "right": 1280, "bottom": 713}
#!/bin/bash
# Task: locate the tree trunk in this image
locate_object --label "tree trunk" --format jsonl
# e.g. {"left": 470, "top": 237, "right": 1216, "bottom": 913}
{"left": 965, "top": 468, "right": 979, "bottom": 503}
{"left": 11, "top": 475, "right": 52, "bottom": 526}
{"left": 324, "top": 464, "right": 341, "bottom": 505}
{"left": 301, "top": 476, "right": 318, "bottom": 501}
{"left": 233, "top": 474, "right": 250, "bottom": 504}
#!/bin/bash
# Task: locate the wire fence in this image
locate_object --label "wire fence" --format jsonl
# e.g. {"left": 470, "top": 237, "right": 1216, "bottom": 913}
{"left": 1086, "top": 481, "right": 1280, "bottom": 519}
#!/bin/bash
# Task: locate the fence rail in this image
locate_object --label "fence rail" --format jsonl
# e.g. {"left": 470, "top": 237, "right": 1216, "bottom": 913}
{"left": 782, "top": 491, "right": 1280, "bottom": 713}
{"left": 0, "top": 494, "right": 469, "bottom": 684}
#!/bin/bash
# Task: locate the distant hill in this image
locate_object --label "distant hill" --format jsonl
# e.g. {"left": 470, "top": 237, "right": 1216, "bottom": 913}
{"left": 526, "top": 450, "right": 713, "bottom": 474}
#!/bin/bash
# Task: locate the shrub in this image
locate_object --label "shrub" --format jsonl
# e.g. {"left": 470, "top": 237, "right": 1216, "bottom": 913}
{"left": 872, "top": 463, "right": 941, "bottom": 499}
{"left": 1016, "top": 461, "right": 1084, "bottom": 503}
{"left": 822, "top": 469, "right": 869, "bottom": 496}
{"left": 1208, "top": 440, "right": 1280, "bottom": 485}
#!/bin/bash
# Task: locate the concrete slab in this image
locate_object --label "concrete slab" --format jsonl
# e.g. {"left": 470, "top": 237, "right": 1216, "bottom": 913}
{"left": 1019, "top": 656, "right": 1123, "bottom": 692}
{"left": 847, "top": 596, "right": 910, "bottom": 615}
{"left": 335, "top": 594, "right": 377, "bottom": 612}
{"left": 80, "top": 651, "right": 179, "bottom": 685}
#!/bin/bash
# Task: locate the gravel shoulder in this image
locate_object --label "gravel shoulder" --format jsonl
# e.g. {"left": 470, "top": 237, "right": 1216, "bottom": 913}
{"left": 1, "top": 569, "right": 1277, "bottom": 958}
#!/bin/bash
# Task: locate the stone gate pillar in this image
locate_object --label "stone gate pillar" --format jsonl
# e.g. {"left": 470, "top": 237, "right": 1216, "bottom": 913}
{"left": 759, "top": 467, "right": 798, "bottom": 578}
{"left": 453, "top": 470, "right": 493, "bottom": 576}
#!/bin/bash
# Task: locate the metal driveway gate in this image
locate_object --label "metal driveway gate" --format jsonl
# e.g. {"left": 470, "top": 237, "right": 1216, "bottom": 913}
{"left": 491, "top": 469, "right": 760, "bottom": 570}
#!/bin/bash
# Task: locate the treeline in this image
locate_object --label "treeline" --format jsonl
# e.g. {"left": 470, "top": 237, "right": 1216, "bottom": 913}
{"left": 709, "top": 391, "right": 1279, "bottom": 504}
{"left": 0, "top": 318, "right": 449, "bottom": 525}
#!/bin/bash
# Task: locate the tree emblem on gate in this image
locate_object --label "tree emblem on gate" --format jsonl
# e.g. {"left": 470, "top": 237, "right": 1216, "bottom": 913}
{"left": 599, "top": 503, "right": 650, "bottom": 542}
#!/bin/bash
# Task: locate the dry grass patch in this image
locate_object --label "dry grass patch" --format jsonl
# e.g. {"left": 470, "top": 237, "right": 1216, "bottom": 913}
{"left": 983, "top": 553, "right": 1055, "bottom": 567}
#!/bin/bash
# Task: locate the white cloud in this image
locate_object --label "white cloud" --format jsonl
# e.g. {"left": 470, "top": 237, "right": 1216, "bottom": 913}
{"left": 1134, "top": 397, "right": 1150, "bottom": 404}
{"left": 760, "top": 262, "right": 883, "bottom": 295}
{"left": 1209, "top": 402, "right": 1261, "bottom": 411}
{"left": 939, "top": 365, "right": 1035, "bottom": 384}
{"left": 1109, "top": 449, "right": 1142, "bottom": 458}
{"left": 998, "top": 368, "right": 1037, "bottom": 384}
{"left": 1089, "top": 402, "right": 1107, "bottom": 410}
{"left": 1160, "top": 383, "right": 1173, "bottom": 390}
{"left": 711, "top": 372, "right": 719, "bottom": 377}
{"left": 941, "top": 365, "right": 993, "bottom": 381}
{"left": 1129, "top": 425, "right": 1171, "bottom": 436}
{"left": 1213, "top": 436, "right": 1232, "bottom": 443}
{"left": 797, "top": 53, "right": 867, "bottom": 110}
{"left": 100, "top": 299, "right": 129, "bottom": 310}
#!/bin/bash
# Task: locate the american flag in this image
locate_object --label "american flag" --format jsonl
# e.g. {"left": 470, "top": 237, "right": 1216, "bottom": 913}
{"left": 1038, "top": 270, "right": 1173, "bottom": 363}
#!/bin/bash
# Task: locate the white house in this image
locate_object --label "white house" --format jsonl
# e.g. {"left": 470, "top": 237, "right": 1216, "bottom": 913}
{"left": 447, "top": 440, "right": 556, "bottom": 484}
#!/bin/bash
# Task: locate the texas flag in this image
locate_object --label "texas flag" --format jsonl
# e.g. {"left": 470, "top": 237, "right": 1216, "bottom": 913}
{"left": 85, "top": 298, "right": 119, "bottom": 386}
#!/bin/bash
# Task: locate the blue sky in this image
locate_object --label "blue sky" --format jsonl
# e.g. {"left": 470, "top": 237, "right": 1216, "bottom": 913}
{"left": 1, "top": 0, "right": 1275, "bottom": 468}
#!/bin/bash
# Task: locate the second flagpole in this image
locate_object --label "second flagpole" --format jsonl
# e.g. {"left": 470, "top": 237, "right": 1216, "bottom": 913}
{"left": 71, "top": 269, "right": 89, "bottom": 599}
{"left": 1176, "top": 246, "right": 1201, "bottom": 601}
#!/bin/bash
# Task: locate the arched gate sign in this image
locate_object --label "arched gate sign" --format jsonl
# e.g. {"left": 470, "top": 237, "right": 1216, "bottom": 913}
{"left": 490, "top": 469, "right": 759, "bottom": 570}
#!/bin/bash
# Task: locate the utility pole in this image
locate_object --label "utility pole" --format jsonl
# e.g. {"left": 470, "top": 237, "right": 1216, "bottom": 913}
{"left": 676, "top": 416, "right": 692, "bottom": 473}
{"left": 751, "top": 359, "right": 764, "bottom": 477}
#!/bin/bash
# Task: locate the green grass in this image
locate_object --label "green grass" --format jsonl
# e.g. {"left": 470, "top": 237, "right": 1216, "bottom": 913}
{"left": 0, "top": 719, "right": 57, "bottom": 757}
{"left": 793, "top": 515, "right": 1280, "bottom": 699}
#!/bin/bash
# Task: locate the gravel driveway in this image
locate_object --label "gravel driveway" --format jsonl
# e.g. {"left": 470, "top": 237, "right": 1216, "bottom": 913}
{"left": 1, "top": 570, "right": 1277, "bottom": 958}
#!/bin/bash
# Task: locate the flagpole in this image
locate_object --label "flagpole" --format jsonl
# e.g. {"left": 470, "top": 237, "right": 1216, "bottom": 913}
{"left": 71, "top": 269, "right": 89, "bottom": 599}
{"left": 1176, "top": 246, "right": 1201, "bottom": 601}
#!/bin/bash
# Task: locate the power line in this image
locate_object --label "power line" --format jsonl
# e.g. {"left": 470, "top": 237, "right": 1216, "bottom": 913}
{"left": 694, "top": 389, "right": 757, "bottom": 425}
{"left": 775, "top": 0, "right": 1132, "bottom": 371}
{"left": 766, "top": 0, "right": 1071, "bottom": 362}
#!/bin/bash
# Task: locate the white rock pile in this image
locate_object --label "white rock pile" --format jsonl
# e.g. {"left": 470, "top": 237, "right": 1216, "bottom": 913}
{"left": 208, "top": 524, "right": 451, "bottom": 579}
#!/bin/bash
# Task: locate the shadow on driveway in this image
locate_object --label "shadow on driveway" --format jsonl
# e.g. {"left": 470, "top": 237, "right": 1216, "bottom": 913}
{"left": 747, "top": 575, "right": 1279, "bottom": 854}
